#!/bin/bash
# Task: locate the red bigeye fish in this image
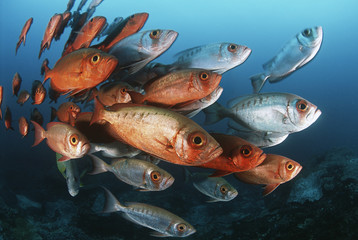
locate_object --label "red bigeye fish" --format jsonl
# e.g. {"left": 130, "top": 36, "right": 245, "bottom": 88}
{"left": 16, "top": 17, "right": 33, "bottom": 55}
{"left": 234, "top": 154, "right": 302, "bottom": 196}
{"left": 31, "top": 80, "right": 47, "bottom": 105}
{"left": 54, "top": 11, "right": 72, "bottom": 41}
{"left": 52, "top": 102, "right": 81, "bottom": 126}
{"left": 43, "top": 48, "right": 118, "bottom": 96}
{"left": 18, "top": 116, "right": 29, "bottom": 137}
{"left": 17, "top": 90, "right": 30, "bottom": 106}
{"left": 4, "top": 107, "right": 14, "bottom": 130}
{"left": 12, "top": 72, "right": 22, "bottom": 97}
{"left": 197, "top": 133, "right": 266, "bottom": 177}
{"left": 0, "top": 86, "right": 3, "bottom": 120}
{"left": 39, "top": 13, "right": 63, "bottom": 58}
{"left": 31, "top": 121, "right": 90, "bottom": 162}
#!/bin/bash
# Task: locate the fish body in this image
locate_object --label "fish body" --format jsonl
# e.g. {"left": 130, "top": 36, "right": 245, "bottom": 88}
{"left": 30, "top": 108, "right": 44, "bottom": 126}
{"left": 56, "top": 153, "right": 81, "bottom": 197}
{"left": 100, "top": 17, "right": 123, "bottom": 37}
{"left": 0, "top": 86, "right": 3, "bottom": 119}
{"left": 55, "top": 11, "right": 72, "bottom": 41}
{"left": 31, "top": 80, "right": 46, "bottom": 105}
{"left": 64, "top": 11, "right": 88, "bottom": 53}
{"left": 97, "top": 81, "right": 132, "bottom": 106}
{"left": 172, "top": 42, "right": 251, "bottom": 74}
{"left": 204, "top": 92, "right": 321, "bottom": 134}
{"left": 102, "top": 187, "right": 196, "bottom": 237}
{"left": 77, "top": 0, "right": 88, "bottom": 11}
{"left": 55, "top": 102, "right": 81, "bottom": 126}
{"left": 91, "top": 100, "right": 223, "bottom": 166}
{"left": 66, "top": 0, "right": 75, "bottom": 12}
{"left": 88, "top": 0, "right": 103, "bottom": 10}
{"left": 48, "top": 86, "right": 60, "bottom": 103}
{"left": 234, "top": 154, "right": 302, "bottom": 196}
{"left": 198, "top": 133, "right": 266, "bottom": 177}
{"left": 251, "top": 26, "right": 323, "bottom": 93}
{"left": 12, "top": 72, "right": 22, "bottom": 96}
{"left": 90, "top": 155, "right": 174, "bottom": 191}
{"left": 43, "top": 48, "right": 118, "bottom": 95}
{"left": 89, "top": 141, "right": 141, "bottom": 158}
{"left": 16, "top": 17, "right": 33, "bottom": 54}
{"left": 41, "top": 58, "right": 49, "bottom": 76}
{"left": 17, "top": 90, "right": 30, "bottom": 106}
{"left": 4, "top": 107, "right": 14, "bottom": 130}
{"left": 39, "top": 13, "right": 63, "bottom": 58}
{"left": 130, "top": 69, "right": 222, "bottom": 108}
{"left": 63, "top": 16, "right": 107, "bottom": 56}
{"left": 31, "top": 121, "right": 90, "bottom": 162}
{"left": 109, "top": 29, "right": 178, "bottom": 74}
{"left": 18, "top": 116, "right": 29, "bottom": 137}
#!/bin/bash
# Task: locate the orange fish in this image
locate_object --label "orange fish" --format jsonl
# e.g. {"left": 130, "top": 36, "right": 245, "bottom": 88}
{"left": 40, "top": 58, "right": 49, "bottom": 76}
{"left": 62, "top": 16, "right": 107, "bottom": 56}
{"left": 53, "top": 102, "right": 81, "bottom": 126}
{"left": 39, "top": 13, "right": 63, "bottom": 58}
{"left": 12, "top": 72, "right": 22, "bottom": 96}
{"left": 48, "top": 85, "right": 60, "bottom": 103}
{"left": 54, "top": 11, "right": 72, "bottom": 41}
{"left": 90, "top": 99, "right": 223, "bottom": 166}
{"left": 43, "top": 48, "right": 118, "bottom": 96}
{"left": 0, "top": 86, "right": 3, "bottom": 120}
{"left": 31, "top": 80, "right": 46, "bottom": 105}
{"left": 16, "top": 17, "right": 33, "bottom": 55}
{"left": 31, "top": 121, "right": 90, "bottom": 162}
{"left": 17, "top": 90, "right": 30, "bottom": 106}
{"left": 198, "top": 133, "right": 266, "bottom": 177}
{"left": 4, "top": 106, "right": 14, "bottom": 131}
{"left": 129, "top": 69, "right": 222, "bottom": 108}
{"left": 18, "top": 116, "right": 29, "bottom": 137}
{"left": 97, "top": 81, "right": 132, "bottom": 106}
{"left": 94, "top": 13, "right": 148, "bottom": 52}
{"left": 234, "top": 154, "right": 302, "bottom": 196}
{"left": 30, "top": 108, "right": 44, "bottom": 126}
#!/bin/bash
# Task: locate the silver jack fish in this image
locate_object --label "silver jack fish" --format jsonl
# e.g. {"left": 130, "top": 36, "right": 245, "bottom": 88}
{"left": 101, "top": 187, "right": 196, "bottom": 237}
{"left": 89, "top": 141, "right": 141, "bottom": 158}
{"left": 251, "top": 26, "right": 323, "bottom": 93}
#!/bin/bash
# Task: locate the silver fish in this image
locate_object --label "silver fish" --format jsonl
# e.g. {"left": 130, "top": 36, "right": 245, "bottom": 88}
{"left": 77, "top": 0, "right": 88, "bottom": 11}
{"left": 172, "top": 42, "right": 251, "bottom": 74}
{"left": 89, "top": 141, "right": 141, "bottom": 158}
{"left": 99, "top": 17, "right": 123, "bottom": 38}
{"left": 185, "top": 169, "right": 238, "bottom": 202}
{"left": 89, "top": 155, "right": 174, "bottom": 191}
{"left": 56, "top": 153, "right": 82, "bottom": 197}
{"left": 251, "top": 26, "right": 323, "bottom": 93}
{"left": 204, "top": 92, "right": 321, "bottom": 134}
{"left": 102, "top": 187, "right": 196, "bottom": 237}
{"left": 88, "top": 0, "right": 104, "bottom": 10}
{"left": 109, "top": 29, "right": 178, "bottom": 74}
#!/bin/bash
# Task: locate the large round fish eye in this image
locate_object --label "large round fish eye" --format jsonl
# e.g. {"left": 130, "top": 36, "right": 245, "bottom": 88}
{"left": 69, "top": 134, "right": 79, "bottom": 146}
{"left": 227, "top": 43, "right": 238, "bottom": 53}
{"left": 220, "top": 185, "right": 228, "bottom": 194}
{"left": 189, "top": 132, "right": 207, "bottom": 148}
{"left": 302, "top": 28, "right": 312, "bottom": 37}
{"left": 150, "top": 30, "right": 161, "bottom": 39}
{"left": 120, "top": 87, "right": 127, "bottom": 95}
{"left": 240, "top": 145, "right": 253, "bottom": 158}
{"left": 150, "top": 171, "right": 161, "bottom": 182}
{"left": 296, "top": 100, "right": 308, "bottom": 112}
{"left": 91, "top": 54, "right": 101, "bottom": 64}
{"left": 286, "top": 161, "right": 295, "bottom": 171}
{"left": 199, "top": 72, "right": 210, "bottom": 81}
{"left": 176, "top": 223, "right": 187, "bottom": 232}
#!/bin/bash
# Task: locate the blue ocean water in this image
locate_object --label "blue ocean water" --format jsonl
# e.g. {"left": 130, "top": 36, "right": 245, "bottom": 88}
{"left": 0, "top": 0, "right": 357, "bottom": 239}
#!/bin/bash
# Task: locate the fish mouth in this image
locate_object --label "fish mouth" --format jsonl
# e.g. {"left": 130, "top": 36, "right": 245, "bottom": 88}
{"left": 306, "top": 108, "right": 322, "bottom": 122}
{"left": 82, "top": 142, "right": 91, "bottom": 156}
{"left": 163, "top": 176, "right": 175, "bottom": 189}
{"left": 204, "top": 144, "right": 223, "bottom": 162}
{"left": 255, "top": 152, "right": 267, "bottom": 167}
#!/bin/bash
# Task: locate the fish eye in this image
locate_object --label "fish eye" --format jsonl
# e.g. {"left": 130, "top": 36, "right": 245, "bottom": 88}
{"left": 150, "top": 171, "right": 161, "bottom": 182}
{"left": 150, "top": 30, "right": 160, "bottom": 39}
{"left": 286, "top": 162, "right": 295, "bottom": 171}
{"left": 240, "top": 145, "right": 253, "bottom": 157}
{"left": 176, "top": 223, "right": 187, "bottom": 232}
{"left": 199, "top": 72, "right": 209, "bottom": 81}
{"left": 90, "top": 18, "right": 94, "bottom": 22}
{"left": 120, "top": 87, "right": 127, "bottom": 94}
{"left": 91, "top": 54, "right": 100, "bottom": 64}
{"left": 303, "top": 29, "right": 312, "bottom": 37}
{"left": 228, "top": 43, "right": 238, "bottom": 52}
{"left": 70, "top": 106, "right": 73, "bottom": 110}
{"left": 296, "top": 100, "right": 308, "bottom": 112}
{"left": 189, "top": 132, "right": 207, "bottom": 148}
{"left": 220, "top": 185, "right": 228, "bottom": 194}
{"left": 69, "top": 134, "right": 79, "bottom": 146}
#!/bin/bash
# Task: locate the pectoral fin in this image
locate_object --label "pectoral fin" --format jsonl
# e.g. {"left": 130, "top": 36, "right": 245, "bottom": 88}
{"left": 263, "top": 183, "right": 280, "bottom": 196}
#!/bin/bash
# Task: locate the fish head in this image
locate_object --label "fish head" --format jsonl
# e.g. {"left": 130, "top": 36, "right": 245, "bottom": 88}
{"left": 231, "top": 143, "right": 266, "bottom": 171}
{"left": 174, "top": 127, "right": 223, "bottom": 165}
{"left": 220, "top": 43, "right": 252, "bottom": 67}
{"left": 140, "top": 29, "right": 178, "bottom": 54}
{"left": 64, "top": 128, "right": 91, "bottom": 159}
{"left": 214, "top": 182, "right": 238, "bottom": 201}
{"left": 86, "top": 16, "right": 107, "bottom": 34}
{"left": 287, "top": 97, "right": 322, "bottom": 132}
{"left": 191, "top": 70, "right": 222, "bottom": 94}
{"left": 277, "top": 155, "right": 303, "bottom": 183}
{"left": 169, "top": 221, "right": 196, "bottom": 237}
{"left": 115, "top": 85, "right": 132, "bottom": 103}
{"left": 297, "top": 26, "right": 323, "bottom": 48}
{"left": 128, "top": 12, "right": 149, "bottom": 29}
{"left": 144, "top": 167, "right": 175, "bottom": 191}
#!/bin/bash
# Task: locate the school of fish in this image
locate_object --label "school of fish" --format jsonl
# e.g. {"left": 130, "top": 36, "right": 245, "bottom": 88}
{"left": 0, "top": 0, "right": 323, "bottom": 237}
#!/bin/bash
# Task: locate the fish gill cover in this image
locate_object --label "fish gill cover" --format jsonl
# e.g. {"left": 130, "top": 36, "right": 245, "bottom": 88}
{"left": 0, "top": 0, "right": 357, "bottom": 239}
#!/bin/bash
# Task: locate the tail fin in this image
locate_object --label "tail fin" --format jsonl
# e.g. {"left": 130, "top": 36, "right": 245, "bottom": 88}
{"left": 250, "top": 73, "right": 268, "bottom": 93}
{"left": 101, "top": 186, "right": 124, "bottom": 213}
{"left": 88, "top": 154, "right": 109, "bottom": 175}
{"left": 90, "top": 98, "right": 105, "bottom": 126}
{"left": 203, "top": 102, "right": 229, "bottom": 125}
{"left": 31, "top": 120, "right": 45, "bottom": 147}
{"left": 15, "top": 39, "right": 23, "bottom": 55}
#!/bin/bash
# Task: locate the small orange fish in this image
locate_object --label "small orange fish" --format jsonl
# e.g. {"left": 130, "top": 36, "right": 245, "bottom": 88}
{"left": 12, "top": 72, "right": 22, "bottom": 96}
{"left": 17, "top": 90, "right": 30, "bottom": 106}
{"left": 4, "top": 106, "right": 14, "bottom": 131}
{"left": 0, "top": 86, "right": 3, "bottom": 120}
{"left": 30, "top": 108, "right": 44, "bottom": 126}
{"left": 40, "top": 58, "right": 49, "bottom": 76}
{"left": 97, "top": 81, "right": 132, "bottom": 106}
{"left": 54, "top": 11, "right": 72, "bottom": 41}
{"left": 18, "top": 116, "right": 29, "bottom": 137}
{"left": 31, "top": 121, "right": 90, "bottom": 162}
{"left": 39, "top": 13, "right": 63, "bottom": 58}
{"left": 198, "top": 133, "right": 266, "bottom": 177}
{"left": 54, "top": 102, "right": 81, "bottom": 126}
{"left": 16, "top": 17, "right": 33, "bottom": 55}
{"left": 63, "top": 16, "right": 107, "bottom": 56}
{"left": 43, "top": 48, "right": 118, "bottom": 96}
{"left": 95, "top": 13, "right": 148, "bottom": 52}
{"left": 234, "top": 154, "right": 302, "bottom": 196}
{"left": 48, "top": 85, "right": 60, "bottom": 103}
{"left": 31, "top": 80, "right": 46, "bottom": 105}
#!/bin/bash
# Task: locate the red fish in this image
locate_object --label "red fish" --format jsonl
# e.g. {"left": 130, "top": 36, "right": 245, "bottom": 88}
{"left": 31, "top": 121, "right": 90, "bottom": 162}
{"left": 55, "top": 11, "right": 72, "bottom": 41}
{"left": 31, "top": 80, "right": 46, "bottom": 105}
{"left": 234, "top": 154, "right": 302, "bottom": 196}
{"left": 198, "top": 133, "right": 266, "bottom": 177}
{"left": 16, "top": 17, "right": 33, "bottom": 55}
{"left": 97, "top": 81, "right": 132, "bottom": 106}
{"left": 12, "top": 72, "right": 22, "bottom": 96}
{"left": 0, "top": 86, "right": 3, "bottom": 120}
{"left": 63, "top": 16, "right": 107, "bottom": 56}
{"left": 40, "top": 58, "right": 49, "bottom": 76}
{"left": 30, "top": 108, "right": 44, "bottom": 126}
{"left": 53, "top": 102, "right": 81, "bottom": 126}
{"left": 43, "top": 48, "right": 118, "bottom": 96}
{"left": 4, "top": 106, "right": 14, "bottom": 131}
{"left": 17, "top": 90, "right": 30, "bottom": 106}
{"left": 18, "top": 116, "right": 29, "bottom": 137}
{"left": 94, "top": 13, "right": 148, "bottom": 52}
{"left": 39, "top": 13, "right": 63, "bottom": 58}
